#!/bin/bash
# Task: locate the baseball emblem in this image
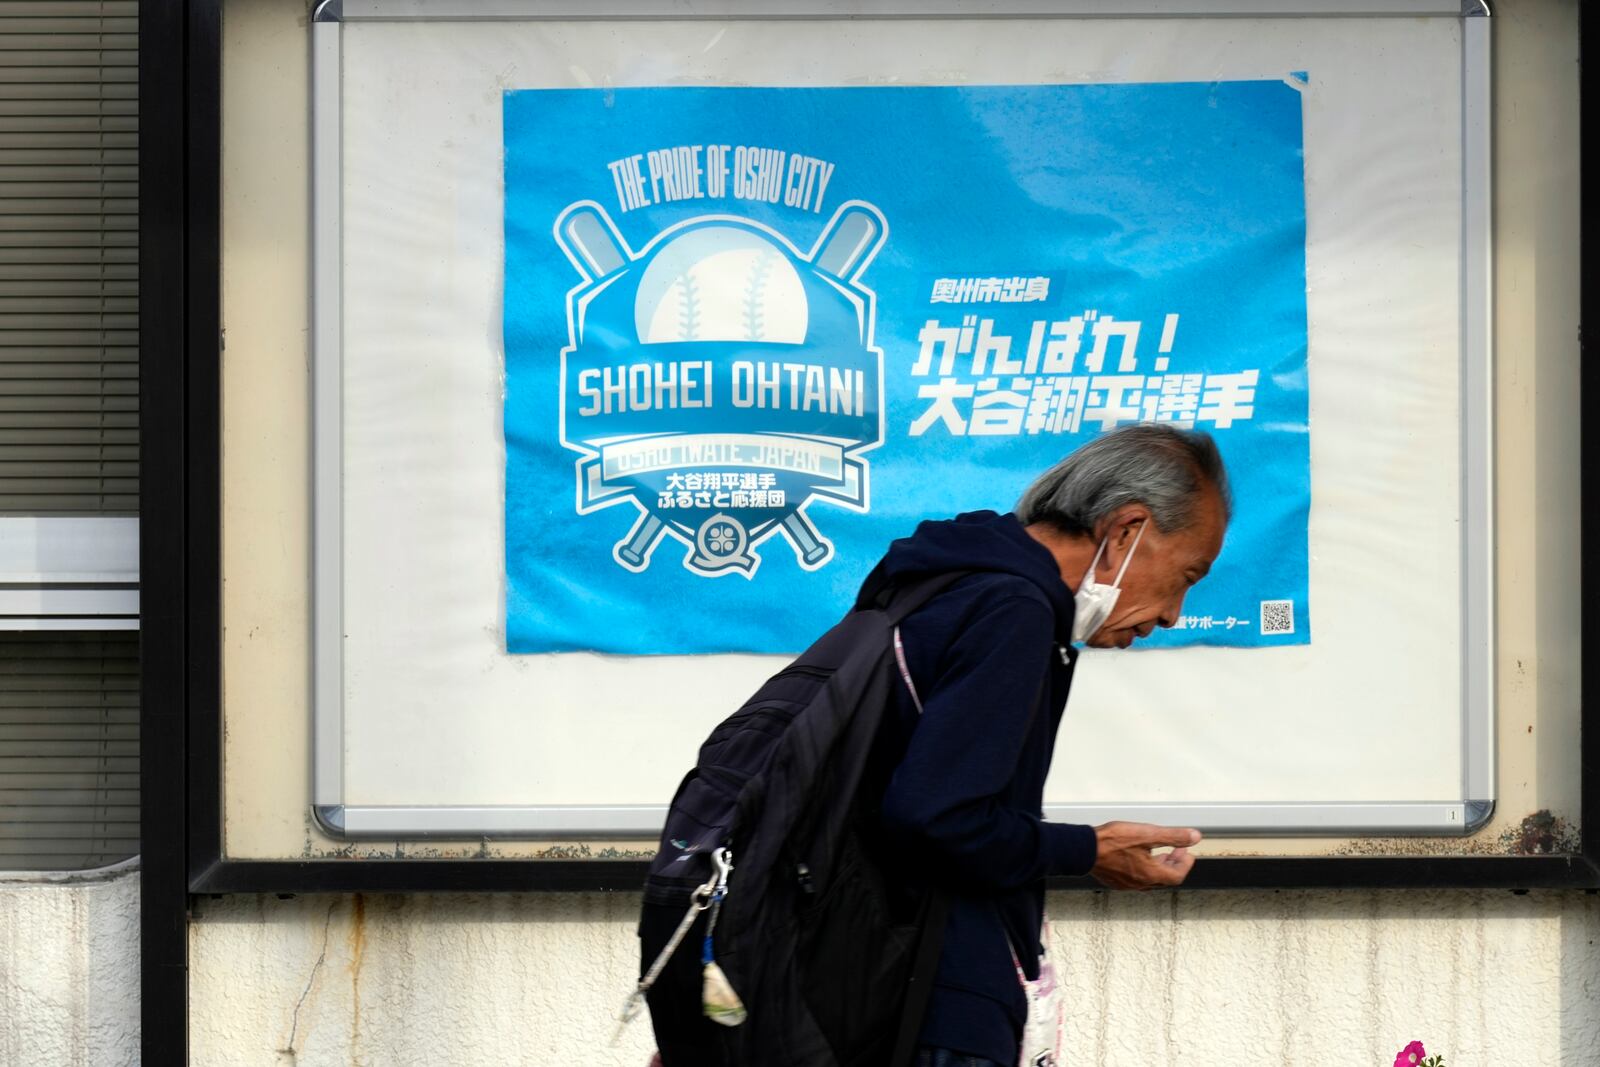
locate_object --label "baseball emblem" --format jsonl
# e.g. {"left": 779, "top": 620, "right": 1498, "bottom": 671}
{"left": 554, "top": 199, "right": 886, "bottom": 578}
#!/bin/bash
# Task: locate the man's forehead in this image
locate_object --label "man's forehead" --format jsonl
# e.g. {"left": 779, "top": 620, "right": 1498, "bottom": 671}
{"left": 1184, "top": 487, "right": 1228, "bottom": 559}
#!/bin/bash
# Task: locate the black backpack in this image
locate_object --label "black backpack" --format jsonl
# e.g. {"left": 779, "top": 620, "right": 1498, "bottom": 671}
{"left": 635, "top": 572, "right": 965, "bottom": 1067}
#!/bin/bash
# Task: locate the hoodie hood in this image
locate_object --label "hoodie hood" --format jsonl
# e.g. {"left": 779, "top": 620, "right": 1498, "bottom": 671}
{"left": 855, "top": 510, "right": 1076, "bottom": 645}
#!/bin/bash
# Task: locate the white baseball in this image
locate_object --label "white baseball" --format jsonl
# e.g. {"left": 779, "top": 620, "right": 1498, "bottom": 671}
{"left": 634, "top": 226, "right": 809, "bottom": 345}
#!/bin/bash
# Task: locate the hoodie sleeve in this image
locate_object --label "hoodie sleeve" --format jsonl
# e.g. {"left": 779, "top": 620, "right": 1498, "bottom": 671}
{"left": 878, "top": 591, "right": 1099, "bottom": 888}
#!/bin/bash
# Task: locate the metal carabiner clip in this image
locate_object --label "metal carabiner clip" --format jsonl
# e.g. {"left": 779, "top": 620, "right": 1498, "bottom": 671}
{"left": 710, "top": 847, "right": 734, "bottom": 896}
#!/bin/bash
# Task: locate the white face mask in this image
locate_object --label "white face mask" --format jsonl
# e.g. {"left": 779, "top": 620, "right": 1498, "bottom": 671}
{"left": 1071, "top": 522, "right": 1147, "bottom": 644}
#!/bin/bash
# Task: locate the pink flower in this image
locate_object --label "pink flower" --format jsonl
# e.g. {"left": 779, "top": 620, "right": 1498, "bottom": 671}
{"left": 1394, "top": 1041, "right": 1427, "bottom": 1067}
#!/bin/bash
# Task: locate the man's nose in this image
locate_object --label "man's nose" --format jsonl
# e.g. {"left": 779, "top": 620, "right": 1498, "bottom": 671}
{"left": 1158, "top": 592, "right": 1187, "bottom": 628}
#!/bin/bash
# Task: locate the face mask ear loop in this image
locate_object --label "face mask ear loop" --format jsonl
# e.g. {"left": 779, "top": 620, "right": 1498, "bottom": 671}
{"left": 1081, "top": 536, "right": 1109, "bottom": 586}
{"left": 1110, "top": 520, "right": 1149, "bottom": 588}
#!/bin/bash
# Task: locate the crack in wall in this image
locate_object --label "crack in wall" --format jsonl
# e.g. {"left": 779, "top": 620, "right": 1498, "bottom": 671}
{"left": 280, "top": 900, "right": 339, "bottom": 1060}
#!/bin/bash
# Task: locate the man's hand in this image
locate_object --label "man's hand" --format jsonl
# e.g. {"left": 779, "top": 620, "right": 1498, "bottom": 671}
{"left": 1089, "top": 821, "right": 1202, "bottom": 889}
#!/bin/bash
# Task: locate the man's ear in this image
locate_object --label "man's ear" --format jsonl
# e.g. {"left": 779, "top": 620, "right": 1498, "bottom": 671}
{"left": 1107, "top": 504, "right": 1153, "bottom": 549}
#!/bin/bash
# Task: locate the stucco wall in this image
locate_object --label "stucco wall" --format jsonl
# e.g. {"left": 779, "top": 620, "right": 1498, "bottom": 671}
{"left": 0, "top": 863, "right": 140, "bottom": 1067}
{"left": 183, "top": 887, "right": 1600, "bottom": 1065}
{"left": 5, "top": 870, "right": 1598, "bottom": 1064}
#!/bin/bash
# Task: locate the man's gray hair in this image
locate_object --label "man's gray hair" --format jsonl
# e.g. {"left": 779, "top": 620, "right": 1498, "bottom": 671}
{"left": 1015, "top": 424, "right": 1231, "bottom": 536}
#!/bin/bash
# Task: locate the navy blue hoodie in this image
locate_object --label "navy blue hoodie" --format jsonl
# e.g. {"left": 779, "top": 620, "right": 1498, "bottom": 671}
{"left": 855, "top": 510, "right": 1099, "bottom": 1065}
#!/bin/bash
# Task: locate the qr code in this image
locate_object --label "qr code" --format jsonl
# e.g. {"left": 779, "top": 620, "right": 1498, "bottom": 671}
{"left": 1259, "top": 599, "right": 1295, "bottom": 635}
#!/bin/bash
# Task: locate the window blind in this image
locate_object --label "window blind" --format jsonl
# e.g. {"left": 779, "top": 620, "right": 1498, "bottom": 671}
{"left": 0, "top": 2, "right": 139, "bottom": 870}
{"left": 0, "top": 632, "right": 138, "bottom": 870}
{"left": 0, "top": 0, "right": 138, "bottom": 516}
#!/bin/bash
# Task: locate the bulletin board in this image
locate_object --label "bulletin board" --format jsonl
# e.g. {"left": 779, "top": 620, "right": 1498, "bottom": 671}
{"left": 307, "top": 0, "right": 1495, "bottom": 841}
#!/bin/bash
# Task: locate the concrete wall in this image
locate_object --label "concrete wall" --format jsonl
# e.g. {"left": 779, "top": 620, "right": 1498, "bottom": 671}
{"left": 4, "top": 871, "right": 1597, "bottom": 1064}
{"left": 0, "top": 863, "right": 140, "bottom": 1067}
{"left": 184, "top": 887, "right": 1600, "bottom": 1066}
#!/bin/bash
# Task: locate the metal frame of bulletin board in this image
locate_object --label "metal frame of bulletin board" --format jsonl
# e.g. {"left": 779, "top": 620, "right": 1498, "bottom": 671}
{"left": 303, "top": 0, "right": 1497, "bottom": 842}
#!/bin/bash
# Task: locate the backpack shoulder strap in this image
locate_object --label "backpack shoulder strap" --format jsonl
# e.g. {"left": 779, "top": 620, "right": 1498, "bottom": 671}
{"left": 889, "top": 889, "right": 951, "bottom": 1067}
{"left": 878, "top": 570, "right": 973, "bottom": 627}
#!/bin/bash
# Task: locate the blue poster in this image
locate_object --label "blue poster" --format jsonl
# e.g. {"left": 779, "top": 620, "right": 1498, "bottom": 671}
{"left": 503, "top": 83, "right": 1310, "bottom": 654}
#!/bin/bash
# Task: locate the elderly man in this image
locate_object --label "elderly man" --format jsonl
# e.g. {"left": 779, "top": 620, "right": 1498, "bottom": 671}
{"left": 640, "top": 423, "right": 1229, "bottom": 1067}
{"left": 861, "top": 422, "right": 1228, "bottom": 1067}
